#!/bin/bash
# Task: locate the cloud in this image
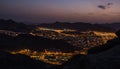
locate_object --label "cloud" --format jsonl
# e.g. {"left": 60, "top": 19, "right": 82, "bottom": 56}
{"left": 98, "top": 5, "right": 106, "bottom": 10}
{"left": 97, "top": 2, "right": 114, "bottom": 10}
{"left": 107, "top": 3, "right": 113, "bottom": 6}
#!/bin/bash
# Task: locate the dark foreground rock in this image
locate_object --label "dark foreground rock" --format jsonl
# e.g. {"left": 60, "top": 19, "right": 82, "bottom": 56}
{"left": 0, "top": 51, "right": 48, "bottom": 69}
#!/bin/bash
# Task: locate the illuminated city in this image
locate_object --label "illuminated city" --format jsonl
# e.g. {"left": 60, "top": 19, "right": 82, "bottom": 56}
{"left": 0, "top": 0, "right": 120, "bottom": 69}
{"left": 8, "top": 27, "right": 116, "bottom": 65}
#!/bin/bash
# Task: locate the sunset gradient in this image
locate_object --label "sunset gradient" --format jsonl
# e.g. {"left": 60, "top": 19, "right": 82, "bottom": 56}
{"left": 0, "top": 0, "right": 120, "bottom": 23}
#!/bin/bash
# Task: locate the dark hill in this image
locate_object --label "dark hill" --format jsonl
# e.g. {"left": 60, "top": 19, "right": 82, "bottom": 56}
{"left": 0, "top": 51, "right": 47, "bottom": 69}
{"left": 0, "top": 19, "right": 34, "bottom": 32}
{"left": 86, "top": 30, "right": 120, "bottom": 69}
{"left": 101, "top": 23, "right": 120, "bottom": 31}
{"left": 58, "top": 30, "right": 120, "bottom": 69}
{"left": 38, "top": 22, "right": 115, "bottom": 32}
{"left": 88, "top": 30, "right": 120, "bottom": 54}
{"left": 0, "top": 34, "right": 76, "bottom": 52}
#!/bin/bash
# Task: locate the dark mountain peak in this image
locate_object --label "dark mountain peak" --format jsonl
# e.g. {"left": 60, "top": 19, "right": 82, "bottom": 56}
{"left": 116, "top": 30, "right": 120, "bottom": 37}
{"left": 0, "top": 19, "right": 33, "bottom": 32}
{"left": 0, "top": 19, "right": 16, "bottom": 24}
{"left": 7, "top": 19, "right": 16, "bottom": 23}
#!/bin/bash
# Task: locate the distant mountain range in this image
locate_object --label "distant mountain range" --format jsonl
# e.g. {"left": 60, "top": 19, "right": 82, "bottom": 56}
{"left": 0, "top": 19, "right": 120, "bottom": 32}
{"left": 38, "top": 22, "right": 118, "bottom": 32}
{"left": 101, "top": 23, "right": 120, "bottom": 31}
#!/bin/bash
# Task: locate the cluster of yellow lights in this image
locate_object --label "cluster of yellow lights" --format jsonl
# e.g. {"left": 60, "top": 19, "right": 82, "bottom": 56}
{"left": 93, "top": 31, "right": 117, "bottom": 36}
{"left": 10, "top": 49, "right": 88, "bottom": 65}
{"left": 10, "top": 29, "right": 117, "bottom": 65}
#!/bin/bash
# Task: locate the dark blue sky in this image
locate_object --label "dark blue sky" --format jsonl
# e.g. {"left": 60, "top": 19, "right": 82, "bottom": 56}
{"left": 0, "top": 0, "right": 120, "bottom": 23}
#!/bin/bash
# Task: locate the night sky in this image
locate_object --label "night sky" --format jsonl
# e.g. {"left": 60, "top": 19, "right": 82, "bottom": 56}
{"left": 0, "top": 0, "right": 120, "bottom": 23}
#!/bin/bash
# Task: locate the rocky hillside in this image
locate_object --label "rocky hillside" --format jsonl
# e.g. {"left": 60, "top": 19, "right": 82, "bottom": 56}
{"left": 58, "top": 30, "right": 120, "bottom": 69}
